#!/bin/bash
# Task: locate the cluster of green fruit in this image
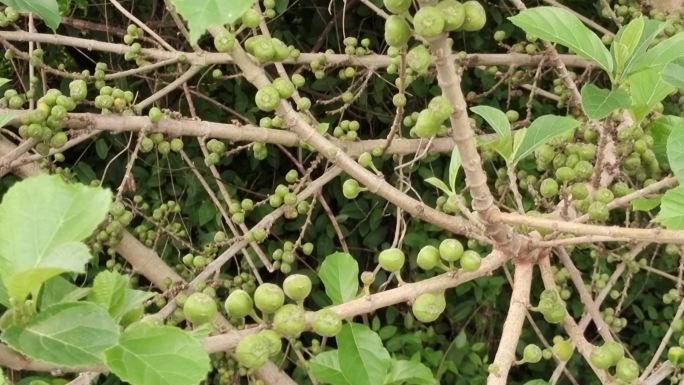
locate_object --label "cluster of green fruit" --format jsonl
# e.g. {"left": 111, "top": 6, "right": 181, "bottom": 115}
{"left": 416, "top": 239, "right": 482, "bottom": 272}
{"left": 223, "top": 276, "right": 342, "bottom": 369}
{"left": 549, "top": 265, "right": 573, "bottom": 301}
{"left": 94, "top": 85, "right": 135, "bottom": 114}
{"left": 1, "top": 88, "right": 26, "bottom": 109}
{"left": 509, "top": 337, "right": 573, "bottom": 369}
{"left": 531, "top": 289, "right": 567, "bottom": 324}
{"left": 204, "top": 138, "right": 228, "bottom": 165}
{"left": 91, "top": 200, "right": 134, "bottom": 256}
{"left": 245, "top": 35, "right": 298, "bottom": 64}
{"left": 227, "top": 196, "right": 255, "bottom": 225}
{"left": 0, "top": 297, "right": 36, "bottom": 331}
{"left": 435, "top": 194, "right": 467, "bottom": 214}
{"left": 252, "top": 142, "right": 269, "bottom": 160}
{"left": 0, "top": 6, "right": 18, "bottom": 26}
{"left": 600, "top": 307, "right": 628, "bottom": 333}
{"left": 132, "top": 199, "right": 184, "bottom": 247}
{"left": 271, "top": 240, "right": 314, "bottom": 275}
{"left": 341, "top": 36, "right": 372, "bottom": 56}
{"left": 331, "top": 119, "right": 361, "bottom": 140}
{"left": 140, "top": 132, "right": 184, "bottom": 155}
{"left": 666, "top": 319, "right": 684, "bottom": 371}
{"left": 17, "top": 81, "right": 86, "bottom": 155}
{"left": 92, "top": 62, "right": 109, "bottom": 90}
{"left": 590, "top": 341, "right": 639, "bottom": 383}
{"left": 406, "top": 95, "right": 453, "bottom": 138}
{"left": 254, "top": 77, "right": 297, "bottom": 112}
{"left": 268, "top": 182, "right": 301, "bottom": 212}
{"left": 123, "top": 24, "right": 147, "bottom": 65}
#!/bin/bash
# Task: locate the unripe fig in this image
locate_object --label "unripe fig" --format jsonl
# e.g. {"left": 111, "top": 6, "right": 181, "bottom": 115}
{"left": 273, "top": 304, "right": 306, "bottom": 338}
{"left": 521, "top": 344, "right": 542, "bottom": 364}
{"left": 312, "top": 308, "right": 343, "bottom": 337}
{"left": 412, "top": 291, "right": 446, "bottom": 323}
{"left": 552, "top": 338, "right": 573, "bottom": 361}
{"left": 254, "top": 283, "right": 285, "bottom": 314}
{"left": 343, "top": 179, "right": 362, "bottom": 199}
{"left": 406, "top": 44, "right": 431, "bottom": 75}
{"left": 439, "top": 238, "right": 464, "bottom": 261}
{"left": 183, "top": 292, "right": 217, "bottom": 325}
{"left": 383, "top": 0, "right": 411, "bottom": 14}
{"left": 413, "top": 6, "right": 445, "bottom": 39}
{"left": 378, "top": 247, "right": 405, "bottom": 272}
{"left": 615, "top": 357, "right": 639, "bottom": 381}
{"left": 385, "top": 16, "right": 411, "bottom": 47}
{"left": 413, "top": 110, "right": 441, "bottom": 138}
{"left": 462, "top": 1, "right": 486, "bottom": 31}
{"left": 437, "top": 0, "right": 465, "bottom": 31}
{"left": 428, "top": 96, "right": 452, "bottom": 121}
{"left": 235, "top": 334, "right": 270, "bottom": 369}
{"left": 258, "top": 329, "right": 282, "bottom": 356}
{"left": 283, "top": 274, "right": 312, "bottom": 301}
{"left": 214, "top": 30, "right": 235, "bottom": 52}
{"left": 460, "top": 250, "right": 481, "bottom": 272}
{"left": 224, "top": 289, "right": 253, "bottom": 318}
{"left": 255, "top": 86, "right": 281, "bottom": 112}
{"left": 417, "top": 245, "right": 440, "bottom": 270}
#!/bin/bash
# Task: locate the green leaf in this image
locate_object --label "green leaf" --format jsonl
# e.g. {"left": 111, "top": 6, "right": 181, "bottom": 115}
{"left": 0, "top": 0, "right": 60, "bottom": 30}
{"left": 384, "top": 360, "right": 436, "bottom": 385}
{"left": 631, "top": 196, "right": 661, "bottom": 211}
{"left": 1, "top": 302, "right": 119, "bottom": 366}
{"left": 0, "top": 113, "right": 14, "bottom": 129}
{"left": 120, "top": 289, "right": 154, "bottom": 320}
{"left": 629, "top": 68, "right": 676, "bottom": 122}
{"left": 508, "top": 7, "right": 613, "bottom": 73}
{"left": 470, "top": 106, "right": 511, "bottom": 137}
{"left": 580, "top": 83, "right": 631, "bottom": 120}
{"left": 424, "top": 177, "right": 451, "bottom": 196}
{"left": 0, "top": 281, "right": 8, "bottom": 307}
{"left": 512, "top": 115, "right": 581, "bottom": 164}
{"left": 0, "top": 78, "right": 9, "bottom": 88}
{"left": 89, "top": 271, "right": 129, "bottom": 319}
{"left": 319, "top": 252, "right": 359, "bottom": 304}
{"left": 104, "top": 323, "right": 211, "bottom": 385}
{"left": 448, "top": 148, "right": 461, "bottom": 193}
{"left": 631, "top": 31, "right": 684, "bottom": 73}
{"left": 170, "top": 0, "right": 256, "bottom": 44}
{"left": 611, "top": 17, "right": 644, "bottom": 75}
{"left": 481, "top": 135, "right": 513, "bottom": 162}
{"left": 310, "top": 351, "right": 352, "bottom": 385}
{"left": 663, "top": 57, "right": 684, "bottom": 89}
{"left": 654, "top": 187, "right": 684, "bottom": 229}
{"left": 39, "top": 275, "right": 88, "bottom": 310}
{"left": 650, "top": 116, "right": 684, "bottom": 165}
{"left": 620, "top": 19, "right": 664, "bottom": 77}
{"left": 667, "top": 122, "right": 684, "bottom": 184}
{"left": 0, "top": 175, "right": 111, "bottom": 301}
{"left": 337, "top": 323, "right": 391, "bottom": 385}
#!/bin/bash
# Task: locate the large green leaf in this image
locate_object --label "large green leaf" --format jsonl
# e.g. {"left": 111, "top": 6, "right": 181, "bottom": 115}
{"left": 508, "top": 7, "right": 613, "bottom": 73}
{"left": 650, "top": 116, "right": 684, "bottom": 165}
{"left": 663, "top": 57, "right": 684, "bottom": 89}
{"left": 0, "top": 175, "right": 111, "bottom": 301}
{"left": 629, "top": 68, "right": 676, "bottom": 122}
{"left": 0, "top": 78, "right": 9, "bottom": 88}
{"left": 170, "top": 0, "right": 255, "bottom": 44}
{"left": 1, "top": 302, "right": 119, "bottom": 366}
{"left": 668, "top": 122, "right": 684, "bottom": 184}
{"left": 632, "top": 196, "right": 661, "bottom": 212}
{"left": 470, "top": 106, "right": 511, "bottom": 137}
{"left": 38, "top": 275, "right": 89, "bottom": 310}
{"left": 424, "top": 177, "right": 451, "bottom": 196}
{"left": 384, "top": 360, "right": 436, "bottom": 385}
{"left": 580, "top": 83, "right": 631, "bottom": 120}
{"left": 89, "top": 271, "right": 129, "bottom": 319}
{"left": 337, "top": 323, "right": 391, "bottom": 385}
{"left": 654, "top": 187, "right": 684, "bottom": 229}
{"left": 511, "top": 115, "right": 581, "bottom": 164}
{"left": 631, "top": 31, "right": 684, "bottom": 73}
{"left": 310, "top": 351, "right": 352, "bottom": 385}
{"left": 611, "top": 17, "right": 644, "bottom": 76}
{"left": 0, "top": 0, "right": 60, "bottom": 30}
{"left": 318, "top": 252, "right": 359, "bottom": 304}
{"left": 620, "top": 19, "right": 664, "bottom": 77}
{"left": 448, "top": 148, "right": 461, "bottom": 193}
{"left": 104, "top": 323, "right": 211, "bottom": 385}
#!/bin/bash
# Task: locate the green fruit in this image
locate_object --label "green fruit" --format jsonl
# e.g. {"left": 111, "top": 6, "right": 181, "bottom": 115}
{"left": 272, "top": 77, "right": 295, "bottom": 98}
{"left": 214, "top": 30, "right": 235, "bottom": 52}
{"left": 555, "top": 166, "right": 575, "bottom": 183}
{"left": 428, "top": 96, "right": 452, "bottom": 121}
{"left": 283, "top": 274, "right": 312, "bottom": 301}
{"left": 312, "top": 308, "right": 343, "bottom": 337}
{"left": 384, "top": 15, "right": 411, "bottom": 47}
{"left": 417, "top": 245, "right": 440, "bottom": 270}
{"left": 384, "top": 0, "right": 411, "bottom": 14}
{"left": 570, "top": 183, "right": 589, "bottom": 200}
{"left": 235, "top": 334, "right": 270, "bottom": 369}
{"left": 49, "top": 132, "right": 68, "bottom": 148}
{"left": 590, "top": 345, "right": 613, "bottom": 370}
{"left": 437, "top": 0, "right": 465, "bottom": 31}
{"left": 183, "top": 292, "right": 217, "bottom": 325}
{"left": 271, "top": 38, "right": 291, "bottom": 61}
{"left": 588, "top": 201, "right": 609, "bottom": 222}
{"left": 120, "top": 304, "right": 144, "bottom": 326}
{"left": 378, "top": 247, "right": 405, "bottom": 272}
{"left": 574, "top": 160, "right": 593, "bottom": 180}
{"left": 615, "top": 358, "right": 639, "bottom": 381}
{"left": 343, "top": 179, "right": 361, "bottom": 199}
{"left": 241, "top": 9, "right": 261, "bottom": 28}
{"left": 413, "top": 6, "right": 445, "bottom": 39}
{"left": 69, "top": 79, "right": 88, "bottom": 101}
{"left": 292, "top": 74, "right": 305, "bottom": 88}
{"left": 273, "top": 304, "right": 306, "bottom": 338}
{"left": 595, "top": 187, "right": 614, "bottom": 204}
{"left": 553, "top": 338, "right": 573, "bottom": 361}
{"left": 149, "top": 107, "right": 163, "bottom": 123}
{"left": 540, "top": 178, "right": 559, "bottom": 198}
{"left": 522, "top": 344, "right": 542, "bottom": 364}
{"left": 462, "top": 1, "right": 486, "bottom": 31}
{"left": 255, "top": 86, "right": 281, "bottom": 112}
{"left": 258, "top": 329, "right": 282, "bottom": 356}
{"left": 460, "top": 250, "right": 481, "bottom": 272}
{"left": 439, "top": 238, "right": 464, "bottom": 261}
{"left": 407, "top": 44, "right": 432, "bottom": 75}
{"left": 604, "top": 341, "right": 624, "bottom": 364}
{"left": 669, "top": 346, "right": 684, "bottom": 364}
{"left": 254, "top": 283, "right": 285, "bottom": 314}
{"left": 412, "top": 291, "right": 446, "bottom": 323}
{"left": 413, "top": 110, "right": 441, "bottom": 137}
{"left": 224, "top": 289, "right": 253, "bottom": 318}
